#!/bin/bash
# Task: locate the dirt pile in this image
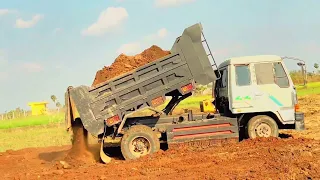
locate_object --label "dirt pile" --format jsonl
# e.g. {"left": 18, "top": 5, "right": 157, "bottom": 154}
{"left": 92, "top": 45, "right": 171, "bottom": 86}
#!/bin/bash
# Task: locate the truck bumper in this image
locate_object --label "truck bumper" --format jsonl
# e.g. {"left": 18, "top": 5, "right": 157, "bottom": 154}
{"left": 294, "top": 112, "right": 305, "bottom": 131}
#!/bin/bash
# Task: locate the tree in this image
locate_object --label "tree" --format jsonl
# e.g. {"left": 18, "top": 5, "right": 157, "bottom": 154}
{"left": 56, "top": 102, "right": 61, "bottom": 113}
{"left": 314, "top": 63, "right": 319, "bottom": 69}
{"left": 51, "top": 95, "right": 57, "bottom": 103}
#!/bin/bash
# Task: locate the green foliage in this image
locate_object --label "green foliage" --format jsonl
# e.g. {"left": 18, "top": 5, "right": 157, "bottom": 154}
{"left": 2, "top": 108, "right": 27, "bottom": 120}
{"left": 51, "top": 95, "right": 62, "bottom": 108}
{"left": 56, "top": 102, "right": 61, "bottom": 108}
{"left": 314, "top": 63, "right": 319, "bottom": 69}
{"left": 290, "top": 70, "right": 320, "bottom": 84}
{"left": 50, "top": 95, "right": 57, "bottom": 103}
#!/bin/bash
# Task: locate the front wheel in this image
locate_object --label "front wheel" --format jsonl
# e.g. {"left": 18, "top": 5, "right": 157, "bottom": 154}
{"left": 120, "top": 125, "right": 160, "bottom": 160}
{"left": 245, "top": 115, "right": 279, "bottom": 139}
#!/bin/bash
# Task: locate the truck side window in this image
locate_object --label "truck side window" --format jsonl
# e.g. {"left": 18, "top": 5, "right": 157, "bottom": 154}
{"left": 235, "top": 65, "right": 251, "bottom": 86}
{"left": 273, "top": 62, "right": 289, "bottom": 87}
{"left": 254, "top": 63, "right": 274, "bottom": 85}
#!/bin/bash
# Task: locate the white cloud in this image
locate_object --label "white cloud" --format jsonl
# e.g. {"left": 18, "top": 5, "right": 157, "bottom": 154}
{"left": 116, "top": 42, "right": 141, "bottom": 55}
{"left": 117, "top": 28, "right": 169, "bottom": 55}
{"left": 144, "top": 28, "right": 168, "bottom": 41}
{"left": 20, "top": 62, "right": 44, "bottom": 73}
{"left": 82, "top": 7, "right": 128, "bottom": 36}
{"left": 155, "top": 0, "right": 196, "bottom": 8}
{"left": 0, "top": 9, "right": 17, "bottom": 16}
{"left": 15, "top": 14, "right": 44, "bottom": 28}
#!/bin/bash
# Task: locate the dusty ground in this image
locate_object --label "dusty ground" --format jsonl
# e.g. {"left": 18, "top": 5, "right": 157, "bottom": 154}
{"left": 1, "top": 95, "right": 320, "bottom": 180}
{"left": 287, "top": 95, "right": 320, "bottom": 140}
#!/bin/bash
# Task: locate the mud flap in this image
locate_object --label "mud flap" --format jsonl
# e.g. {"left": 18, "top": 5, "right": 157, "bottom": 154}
{"left": 295, "top": 112, "right": 305, "bottom": 131}
{"left": 166, "top": 118, "right": 239, "bottom": 148}
{"left": 100, "top": 139, "right": 112, "bottom": 163}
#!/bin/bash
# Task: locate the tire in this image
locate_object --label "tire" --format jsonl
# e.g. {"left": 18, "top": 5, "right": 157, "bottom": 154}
{"left": 245, "top": 115, "right": 279, "bottom": 139}
{"left": 120, "top": 125, "right": 160, "bottom": 160}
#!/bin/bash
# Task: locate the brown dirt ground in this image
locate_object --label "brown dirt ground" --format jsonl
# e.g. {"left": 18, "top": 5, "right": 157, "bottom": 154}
{"left": 1, "top": 95, "right": 320, "bottom": 180}
{"left": 92, "top": 45, "right": 170, "bottom": 86}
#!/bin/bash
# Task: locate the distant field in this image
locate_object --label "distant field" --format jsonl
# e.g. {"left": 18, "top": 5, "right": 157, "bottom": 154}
{"left": 0, "top": 124, "right": 71, "bottom": 152}
{"left": 0, "top": 113, "right": 64, "bottom": 130}
{"left": 296, "top": 82, "right": 320, "bottom": 96}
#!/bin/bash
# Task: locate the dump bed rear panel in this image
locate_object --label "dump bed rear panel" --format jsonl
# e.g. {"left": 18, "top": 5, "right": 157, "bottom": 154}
{"left": 67, "top": 23, "right": 218, "bottom": 136}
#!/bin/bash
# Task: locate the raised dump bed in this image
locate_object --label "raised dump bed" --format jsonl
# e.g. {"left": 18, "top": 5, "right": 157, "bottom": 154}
{"left": 66, "top": 23, "right": 219, "bottom": 136}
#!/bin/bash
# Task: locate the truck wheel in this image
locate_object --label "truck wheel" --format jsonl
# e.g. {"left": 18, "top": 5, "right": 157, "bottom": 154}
{"left": 121, "top": 125, "right": 160, "bottom": 160}
{"left": 245, "top": 115, "right": 279, "bottom": 139}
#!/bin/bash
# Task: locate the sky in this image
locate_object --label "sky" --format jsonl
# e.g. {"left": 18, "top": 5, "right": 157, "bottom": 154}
{"left": 0, "top": 0, "right": 319, "bottom": 112}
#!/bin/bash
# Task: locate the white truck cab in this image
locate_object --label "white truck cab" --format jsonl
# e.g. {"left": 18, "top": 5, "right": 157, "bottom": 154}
{"left": 213, "top": 55, "right": 305, "bottom": 138}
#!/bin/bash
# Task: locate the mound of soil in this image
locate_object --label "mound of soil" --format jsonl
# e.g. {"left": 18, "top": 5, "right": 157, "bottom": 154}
{"left": 92, "top": 45, "right": 171, "bottom": 86}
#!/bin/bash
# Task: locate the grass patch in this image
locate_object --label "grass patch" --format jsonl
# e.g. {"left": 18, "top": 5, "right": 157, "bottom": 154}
{"left": 0, "top": 124, "right": 71, "bottom": 152}
{"left": 177, "top": 95, "right": 212, "bottom": 107}
{"left": 159, "top": 95, "right": 212, "bottom": 109}
{"left": 0, "top": 113, "right": 64, "bottom": 129}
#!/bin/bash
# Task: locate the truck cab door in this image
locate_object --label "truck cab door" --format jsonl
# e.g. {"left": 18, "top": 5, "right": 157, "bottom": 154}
{"left": 229, "top": 64, "right": 255, "bottom": 112}
{"left": 229, "top": 60, "right": 296, "bottom": 123}
{"left": 253, "top": 61, "right": 296, "bottom": 122}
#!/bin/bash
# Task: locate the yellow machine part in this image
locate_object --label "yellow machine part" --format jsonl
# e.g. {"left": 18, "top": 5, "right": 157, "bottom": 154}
{"left": 200, "top": 98, "right": 216, "bottom": 113}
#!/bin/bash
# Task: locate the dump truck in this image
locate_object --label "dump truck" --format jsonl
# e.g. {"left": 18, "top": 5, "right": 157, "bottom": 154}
{"left": 65, "top": 23, "right": 305, "bottom": 163}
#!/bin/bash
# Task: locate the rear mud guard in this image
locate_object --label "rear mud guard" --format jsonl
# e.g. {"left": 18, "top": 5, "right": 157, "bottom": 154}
{"left": 99, "top": 138, "right": 112, "bottom": 163}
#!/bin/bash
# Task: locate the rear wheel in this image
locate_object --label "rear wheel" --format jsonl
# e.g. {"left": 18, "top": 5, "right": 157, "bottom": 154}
{"left": 121, "top": 125, "right": 160, "bottom": 160}
{"left": 246, "top": 115, "right": 279, "bottom": 139}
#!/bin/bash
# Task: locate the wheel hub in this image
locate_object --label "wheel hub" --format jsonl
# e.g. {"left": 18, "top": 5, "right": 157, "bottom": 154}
{"left": 129, "top": 137, "right": 151, "bottom": 157}
{"left": 255, "top": 123, "right": 272, "bottom": 137}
